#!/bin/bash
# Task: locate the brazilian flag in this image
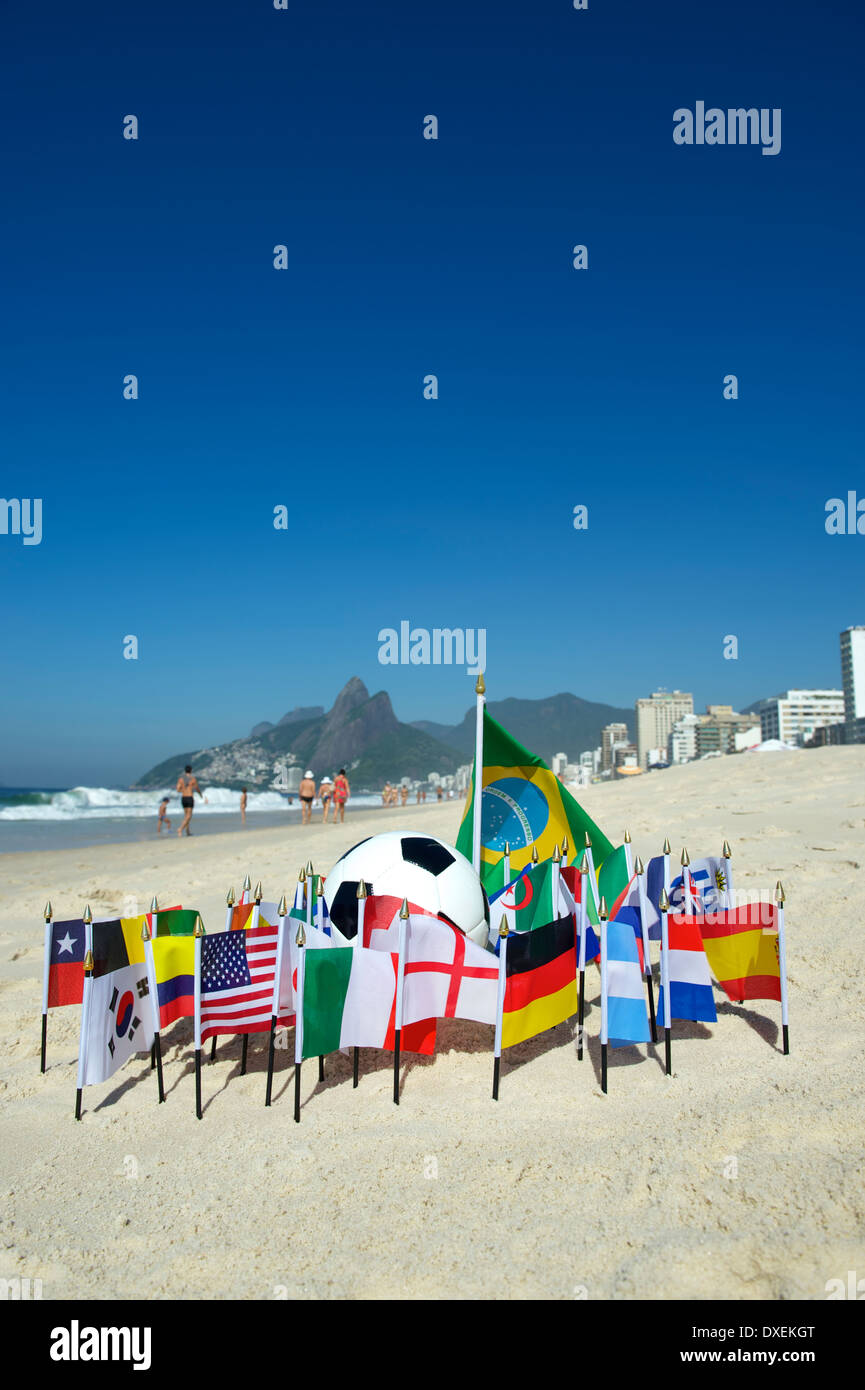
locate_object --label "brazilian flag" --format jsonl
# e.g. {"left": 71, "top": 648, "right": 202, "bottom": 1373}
{"left": 457, "top": 709, "right": 613, "bottom": 888}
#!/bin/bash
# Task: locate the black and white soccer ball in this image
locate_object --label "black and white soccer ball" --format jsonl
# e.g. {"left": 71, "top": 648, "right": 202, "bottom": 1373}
{"left": 324, "top": 830, "right": 490, "bottom": 948}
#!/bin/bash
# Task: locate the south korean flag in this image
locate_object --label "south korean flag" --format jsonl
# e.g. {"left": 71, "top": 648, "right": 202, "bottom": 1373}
{"left": 82, "top": 962, "right": 155, "bottom": 1087}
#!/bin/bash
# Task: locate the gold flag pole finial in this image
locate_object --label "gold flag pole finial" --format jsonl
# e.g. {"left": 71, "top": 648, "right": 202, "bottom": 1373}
{"left": 83, "top": 948, "right": 94, "bottom": 973}
{"left": 83, "top": 904, "right": 93, "bottom": 925}
{"left": 663, "top": 837, "right": 671, "bottom": 855}
{"left": 624, "top": 829, "right": 631, "bottom": 844}
{"left": 584, "top": 831, "right": 592, "bottom": 849}
{"left": 194, "top": 915, "right": 205, "bottom": 938}
{"left": 681, "top": 848, "right": 690, "bottom": 867}
{"left": 599, "top": 896, "right": 609, "bottom": 921}
{"left": 775, "top": 881, "right": 786, "bottom": 905}
{"left": 399, "top": 897, "right": 410, "bottom": 920}
{"left": 553, "top": 843, "right": 561, "bottom": 863}
{"left": 141, "top": 918, "right": 150, "bottom": 941}
{"left": 254, "top": 880, "right": 263, "bottom": 903}
{"left": 635, "top": 855, "right": 644, "bottom": 876}
{"left": 306, "top": 860, "right": 314, "bottom": 877}
{"left": 278, "top": 893, "right": 288, "bottom": 917}
{"left": 150, "top": 895, "right": 159, "bottom": 913}
{"left": 504, "top": 841, "right": 511, "bottom": 857}
{"left": 531, "top": 844, "right": 539, "bottom": 864}
{"left": 242, "top": 874, "right": 251, "bottom": 893}
{"left": 475, "top": 673, "right": 486, "bottom": 696}
{"left": 226, "top": 887, "right": 236, "bottom": 907}
{"left": 723, "top": 840, "right": 732, "bottom": 858}
{"left": 44, "top": 901, "right": 53, "bottom": 921}
{"left": 659, "top": 888, "right": 670, "bottom": 912}
{"left": 561, "top": 834, "right": 569, "bottom": 859}
{"left": 579, "top": 859, "right": 588, "bottom": 876}
{"left": 298, "top": 867, "right": 306, "bottom": 884}
{"left": 499, "top": 918, "right": 510, "bottom": 938}
{"left": 296, "top": 921, "right": 306, "bottom": 947}
{"left": 356, "top": 879, "right": 368, "bottom": 900}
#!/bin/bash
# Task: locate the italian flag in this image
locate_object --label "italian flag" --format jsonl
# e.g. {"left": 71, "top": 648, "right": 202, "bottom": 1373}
{"left": 300, "top": 946, "right": 436, "bottom": 1058}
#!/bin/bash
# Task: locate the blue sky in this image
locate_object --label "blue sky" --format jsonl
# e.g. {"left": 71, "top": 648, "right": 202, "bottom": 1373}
{"left": 2, "top": 0, "right": 863, "bottom": 785}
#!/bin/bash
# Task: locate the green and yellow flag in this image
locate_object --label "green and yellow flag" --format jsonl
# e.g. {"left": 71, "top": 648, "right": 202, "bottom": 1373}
{"left": 456, "top": 709, "right": 613, "bottom": 888}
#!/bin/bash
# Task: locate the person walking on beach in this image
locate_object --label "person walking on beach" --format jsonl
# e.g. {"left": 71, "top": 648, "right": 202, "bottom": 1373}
{"left": 400, "top": 784, "right": 408, "bottom": 807}
{"left": 333, "top": 769, "right": 350, "bottom": 823}
{"left": 299, "top": 770, "right": 315, "bottom": 825}
{"left": 157, "top": 797, "right": 172, "bottom": 833}
{"left": 240, "top": 787, "right": 248, "bottom": 825}
{"left": 176, "top": 765, "right": 206, "bottom": 836}
{"left": 382, "top": 781, "right": 392, "bottom": 805}
{"left": 319, "top": 775, "right": 333, "bottom": 824}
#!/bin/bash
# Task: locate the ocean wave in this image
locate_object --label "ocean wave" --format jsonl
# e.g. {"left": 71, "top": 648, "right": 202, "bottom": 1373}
{"left": 0, "top": 785, "right": 384, "bottom": 821}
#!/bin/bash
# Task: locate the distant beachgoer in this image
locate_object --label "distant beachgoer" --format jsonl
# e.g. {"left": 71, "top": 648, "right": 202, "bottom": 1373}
{"left": 176, "top": 765, "right": 206, "bottom": 836}
{"left": 240, "top": 787, "right": 248, "bottom": 825}
{"left": 157, "top": 797, "right": 171, "bottom": 833}
{"left": 382, "top": 781, "right": 392, "bottom": 805}
{"left": 319, "top": 775, "right": 333, "bottom": 824}
{"left": 333, "top": 769, "right": 350, "bottom": 823}
{"left": 400, "top": 785, "right": 408, "bottom": 807}
{"left": 299, "top": 770, "right": 315, "bottom": 825}
{"left": 436, "top": 786, "right": 443, "bottom": 802}
{"left": 416, "top": 788, "right": 421, "bottom": 804}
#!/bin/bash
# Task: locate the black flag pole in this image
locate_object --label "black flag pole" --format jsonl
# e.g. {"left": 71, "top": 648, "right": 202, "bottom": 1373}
{"left": 393, "top": 898, "right": 409, "bottom": 1106}
{"left": 776, "top": 881, "right": 790, "bottom": 1055}
{"left": 634, "top": 858, "right": 658, "bottom": 1044}
{"left": 353, "top": 879, "right": 368, "bottom": 1089}
{"left": 659, "top": 889, "right": 672, "bottom": 1075}
{"left": 577, "top": 862, "right": 589, "bottom": 1060}
{"left": 599, "top": 897, "right": 609, "bottom": 1095}
{"left": 40, "top": 900, "right": 52, "bottom": 1073}
{"left": 75, "top": 915, "right": 94, "bottom": 1121}
{"left": 266, "top": 893, "right": 289, "bottom": 1107}
{"left": 492, "top": 918, "right": 509, "bottom": 1100}
{"left": 294, "top": 919, "right": 306, "bottom": 1122}
{"left": 193, "top": 915, "right": 206, "bottom": 1118}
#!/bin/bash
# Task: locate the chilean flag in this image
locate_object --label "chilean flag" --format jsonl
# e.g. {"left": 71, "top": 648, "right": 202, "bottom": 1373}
{"left": 47, "top": 918, "right": 88, "bottom": 1008}
{"left": 656, "top": 915, "right": 717, "bottom": 1025}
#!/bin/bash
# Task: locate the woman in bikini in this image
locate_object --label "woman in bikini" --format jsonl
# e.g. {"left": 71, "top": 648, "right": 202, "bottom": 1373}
{"left": 332, "top": 769, "right": 350, "bottom": 823}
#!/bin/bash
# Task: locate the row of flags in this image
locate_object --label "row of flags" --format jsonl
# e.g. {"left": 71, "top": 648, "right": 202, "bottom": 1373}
{"left": 40, "top": 832, "right": 789, "bottom": 1117}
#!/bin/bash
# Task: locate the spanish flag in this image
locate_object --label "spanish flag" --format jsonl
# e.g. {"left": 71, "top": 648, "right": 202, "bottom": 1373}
{"left": 502, "top": 915, "right": 578, "bottom": 1048}
{"left": 456, "top": 709, "right": 613, "bottom": 887}
{"left": 698, "top": 904, "right": 782, "bottom": 1003}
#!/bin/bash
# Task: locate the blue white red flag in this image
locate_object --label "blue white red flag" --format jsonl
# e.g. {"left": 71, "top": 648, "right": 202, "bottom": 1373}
{"left": 656, "top": 915, "right": 717, "bottom": 1025}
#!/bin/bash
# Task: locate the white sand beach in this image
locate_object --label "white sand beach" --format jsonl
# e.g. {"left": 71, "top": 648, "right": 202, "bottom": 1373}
{"left": 1, "top": 747, "right": 863, "bottom": 1300}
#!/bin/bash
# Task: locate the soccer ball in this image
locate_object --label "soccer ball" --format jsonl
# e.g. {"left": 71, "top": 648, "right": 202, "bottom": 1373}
{"left": 324, "top": 830, "right": 490, "bottom": 948}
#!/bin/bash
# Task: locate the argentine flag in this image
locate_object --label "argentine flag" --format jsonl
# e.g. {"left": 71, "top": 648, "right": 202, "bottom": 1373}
{"left": 605, "top": 920, "right": 651, "bottom": 1048}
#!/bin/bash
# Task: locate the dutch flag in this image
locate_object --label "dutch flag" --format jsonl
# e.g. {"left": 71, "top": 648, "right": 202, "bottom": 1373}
{"left": 656, "top": 915, "right": 717, "bottom": 1025}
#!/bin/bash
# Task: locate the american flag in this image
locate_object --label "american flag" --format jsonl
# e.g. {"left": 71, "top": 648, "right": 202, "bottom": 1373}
{"left": 199, "top": 922, "right": 279, "bottom": 1044}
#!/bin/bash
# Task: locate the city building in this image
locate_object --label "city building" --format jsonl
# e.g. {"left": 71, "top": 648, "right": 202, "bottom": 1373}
{"left": 747, "top": 690, "right": 845, "bottom": 747}
{"left": 601, "top": 723, "right": 629, "bottom": 773}
{"left": 636, "top": 690, "right": 694, "bottom": 768}
{"left": 551, "top": 752, "right": 568, "bottom": 778}
{"left": 841, "top": 626, "right": 865, "bottom": 744}
{"left": 669, "top": 713, "right": 701, "bottom": 764}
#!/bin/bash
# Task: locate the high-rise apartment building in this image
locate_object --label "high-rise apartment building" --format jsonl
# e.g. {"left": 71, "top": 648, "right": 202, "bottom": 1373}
{"left": 841, "top": 626, "right": 865, "bottom": 744}
{"left": 601, "top": 722, "right": 629, "bottom": 772}
{"left": 636, "top": 690, "right": 694, "bottom": 768}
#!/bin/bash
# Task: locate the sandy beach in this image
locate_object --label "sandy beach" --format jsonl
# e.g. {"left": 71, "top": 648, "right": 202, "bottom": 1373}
{"left": 2, "top": 747, "right": 864, "bottom": 1301}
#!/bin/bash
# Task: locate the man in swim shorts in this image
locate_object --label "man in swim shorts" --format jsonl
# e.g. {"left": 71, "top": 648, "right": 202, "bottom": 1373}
{"left": 176, "top": 765, "right": 206, "bottom": 836}
{"left": 299, "top": 770, "right": 315, "bottom": 825}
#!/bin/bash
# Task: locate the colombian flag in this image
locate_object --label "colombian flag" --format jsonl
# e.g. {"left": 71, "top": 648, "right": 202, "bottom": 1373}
{"left": 150, "top": 935, "right": 196, "bottom": 1028}
{"left": 698, "top": 905, "right": 782, "bottom": 1003}
{"left": 502, "top": 915, "right": 578, "bottom": 1048}
{"left": 457, "top": 709, "right": 613, "bottom": 887}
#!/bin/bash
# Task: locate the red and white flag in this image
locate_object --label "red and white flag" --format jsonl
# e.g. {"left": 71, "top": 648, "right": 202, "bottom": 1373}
{"left": 401, "top": 914, "right": 499, "bottom": 1027}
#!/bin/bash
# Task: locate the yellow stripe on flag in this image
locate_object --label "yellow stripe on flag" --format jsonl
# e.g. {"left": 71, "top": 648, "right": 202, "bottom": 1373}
{"left": 120, "top": 916, "right": 148, "bottom": 965}
{"left": 150, "top": 934, "right": 196, "bottom": 984}
{"left": 502, "top": 977, "right": 578, "bottom": 1049}
{"left": 479, "top": 764, "right": 578, "bottom": 876}
{"left": 701, "top": 927, "right": 780, "bottom": 987}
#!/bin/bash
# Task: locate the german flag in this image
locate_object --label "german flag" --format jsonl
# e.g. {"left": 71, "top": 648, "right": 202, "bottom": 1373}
{"left": 503, "top": 915, "right": 577, "bottom": 1047}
